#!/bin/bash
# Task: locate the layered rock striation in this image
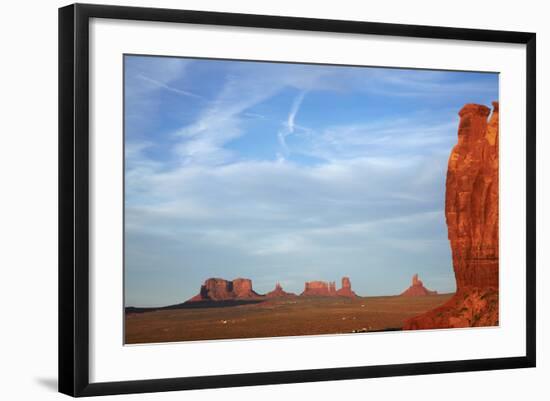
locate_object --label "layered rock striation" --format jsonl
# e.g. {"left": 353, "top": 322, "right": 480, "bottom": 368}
{"left": 400, "top": 274, "right": 437, "bottom": 297}
{"left": 404, "top": 102, "right": 499, "bottom": 329}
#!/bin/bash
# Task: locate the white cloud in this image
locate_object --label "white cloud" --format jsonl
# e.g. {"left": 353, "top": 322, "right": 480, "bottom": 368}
{"left": 284, "top": 115, "right": 458, "bottom": 163}
{"left": 371, "top": 70, "right": 496, "bottom": 97}
{"left": 125, "top": 153, "right": 447, "bottom": 247}
{"left": 173, "top": 70, "right": 285, "bottom": 165}
{"left": 171, "top": 63, "right": 336, "bottom": 165}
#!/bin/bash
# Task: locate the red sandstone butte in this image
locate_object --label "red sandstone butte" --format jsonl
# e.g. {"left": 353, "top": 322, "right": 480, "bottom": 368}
{"left": 336, "top": 276, "right": 358, "bottom": 298}
{"left": 301, "top": 280, "right": 336, "bottom": 296}
{"left": 301, "top": 277, "right": 357, "bottom": 298}
{"left": 186, "top": 277, "right": 263, "bottom": 302}
{"left": 265, "top": 282, "right": 297, "bottom": 298}
{"left": 404, "top": 102, "right": 499, "bottom": 329}
{"left": 232, "top": 278, "right": 261, "bottom": 299}
{"left": 400, "top": 274, "right": 437, "bottom": 297}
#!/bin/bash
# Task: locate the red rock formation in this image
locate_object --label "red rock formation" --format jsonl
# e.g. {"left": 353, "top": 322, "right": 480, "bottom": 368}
{"left": 404, "top": 102, "right": 499, "bottom": 329}
{"left": 265, "top": 282, "right": 297, "bottom": 298}
{"left": 336, "top": 276, "right": 357, "bottom": 298}
{"left": 188, "top": 276, "right": 359, "bottom": 302}
{"left": 187, "top": 277, "right": 263, "bottom": 302}
{"left": 232, "top": 278, "right": 260, "bottom": 299}
{"left": 301, "top": 281, "right": 335, "bottom": 296}
{"left": 189, "top": 278, "right": 233, "bottom": 301}
{"left": 400, "top": 274, "right": 437, "bottom": 296}
{"left": 301, "top": 277, "right": 357, "bottom": 298}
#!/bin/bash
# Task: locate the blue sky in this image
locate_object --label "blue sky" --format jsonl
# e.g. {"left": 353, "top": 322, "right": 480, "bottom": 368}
{"left": 124, "top": 55, "right": 498, "bottom": 307}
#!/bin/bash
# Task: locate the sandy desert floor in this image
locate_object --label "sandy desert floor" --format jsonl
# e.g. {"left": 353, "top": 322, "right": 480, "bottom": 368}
{"left": 125, "top": 294, "right": 454, "bottom": 344}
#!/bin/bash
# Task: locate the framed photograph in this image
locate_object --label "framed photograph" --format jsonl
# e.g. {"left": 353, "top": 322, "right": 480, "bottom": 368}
{"left": 58, "top": 3, "right": 536, "bottom": 397}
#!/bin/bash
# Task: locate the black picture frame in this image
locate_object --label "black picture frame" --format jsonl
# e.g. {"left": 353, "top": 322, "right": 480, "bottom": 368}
{"left": 59, "top": 3, "right": 536, "bottom": 397}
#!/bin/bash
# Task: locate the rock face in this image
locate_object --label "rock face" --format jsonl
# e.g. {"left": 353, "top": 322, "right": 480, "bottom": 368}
{"left": 265, "top": 282, "right": 297, "bottom": 298}
{"left": 301, "top": 277, "right": 356, "bottom": 298}
{"left": 232, "top": 278, "right": 259, "bottom": 299}
{"left": 400, "top": 274, "right": 437, "bottom": 297}
{"left": 187, "top": 277, "right": 263, "bottom": 302}
{"left": 404, "top": 102, "right": 499, "bottom": 329}
{"left": 447, "top": 103, "right": 499, "bottom": 290}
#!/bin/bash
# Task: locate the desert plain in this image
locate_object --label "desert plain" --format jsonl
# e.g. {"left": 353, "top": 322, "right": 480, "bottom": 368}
{"left": 125, "top": 293, "right": 452, "bottom": 344}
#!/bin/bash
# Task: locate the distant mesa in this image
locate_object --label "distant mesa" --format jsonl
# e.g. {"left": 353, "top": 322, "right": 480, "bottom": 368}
{"left": 187, "top": 277, "right": 263, "bottom": 302}
{"left": 186, "top": 276, "right": 358, "bottom": 304}
{"left": 266, "top": 282, "right": 297, "bottom": 298}
{"left": 301, "top": 277, "right": 357, "bottom": 298}
{"left": 400, "top": 274, "right": 437, "bottom": 297}
{"left": 301, "top": 280, "right": 336, "bottom": 297}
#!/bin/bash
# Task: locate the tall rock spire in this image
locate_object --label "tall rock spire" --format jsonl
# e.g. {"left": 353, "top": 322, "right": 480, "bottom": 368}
{"left": 404, "top": 102, "right": 499, "bottom": 329}
{"left": 446, "top": 103, "right": 499, "bottom": 291}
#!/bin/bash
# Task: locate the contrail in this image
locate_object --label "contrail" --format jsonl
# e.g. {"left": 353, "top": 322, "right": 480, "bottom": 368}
{"left": 137, "top": 74, "right": 203, "bottom": 99}
{"left": 278, "top": 91, "right": 307, "bottom": 155}
{"left": 287, "top": 91, "right": 306, "bottom": 133}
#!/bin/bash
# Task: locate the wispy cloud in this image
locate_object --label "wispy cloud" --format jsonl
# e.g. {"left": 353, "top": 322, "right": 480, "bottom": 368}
{"left": 364, "top": 69, "right": 497, "bottom": 97}
{"left": 172, "top": 75, "right": 277, "bottom": 165}
{"left": 243, "top": 112, "right": 265, "bottom": 119}
{"left": 173, "top": 65, "right": 327, "bottom": 165}
{"left": 288, "top": 116, "right": 458, "bottom": 162}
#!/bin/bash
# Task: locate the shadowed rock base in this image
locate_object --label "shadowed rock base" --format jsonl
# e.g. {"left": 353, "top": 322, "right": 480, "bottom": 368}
{"left": 404, "top": 287, "right": 498, "bottom": 329}
{"left": 404, "top": 102, "right": 499, "bottom": 330}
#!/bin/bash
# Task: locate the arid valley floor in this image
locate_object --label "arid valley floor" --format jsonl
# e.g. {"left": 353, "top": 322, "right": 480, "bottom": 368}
{"left": 125, "top": 294, "right": 453, "bottom": 344}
